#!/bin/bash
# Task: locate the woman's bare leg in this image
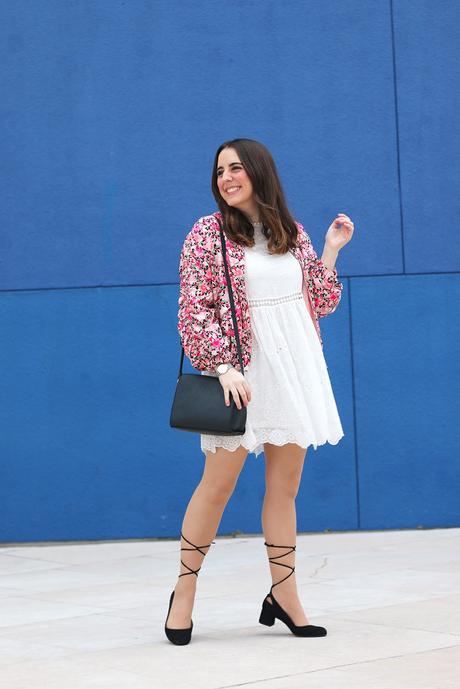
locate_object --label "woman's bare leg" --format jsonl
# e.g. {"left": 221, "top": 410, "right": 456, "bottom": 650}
{"left": 261, "top": 442, "right": 309, "bottom": 625}
{"left": 166, "top": 444, "right": 248, "bottom": 628}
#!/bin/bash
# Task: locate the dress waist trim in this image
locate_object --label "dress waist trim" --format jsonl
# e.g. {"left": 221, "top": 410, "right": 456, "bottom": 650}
{"left": 248, "top": 292, "right": 303, "bottom": 308}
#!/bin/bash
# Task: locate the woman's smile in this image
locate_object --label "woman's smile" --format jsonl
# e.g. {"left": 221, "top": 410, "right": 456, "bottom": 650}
{"left": 225, "top": 186, "right": 242, "bottom": 196}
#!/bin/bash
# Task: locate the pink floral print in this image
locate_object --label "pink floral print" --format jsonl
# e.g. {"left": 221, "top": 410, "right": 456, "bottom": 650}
{"left": 177, "top": 211, "right": 343, "bottom": 372}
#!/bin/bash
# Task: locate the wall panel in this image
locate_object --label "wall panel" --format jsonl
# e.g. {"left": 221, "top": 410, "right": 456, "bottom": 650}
{"left": 351, "top": 274, "right": 460, "bottom": 529}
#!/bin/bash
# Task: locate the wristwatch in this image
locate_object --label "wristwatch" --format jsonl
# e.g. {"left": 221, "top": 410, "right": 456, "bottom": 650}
{"left": 215, "top": 363, "right": 233, "bottom": 376}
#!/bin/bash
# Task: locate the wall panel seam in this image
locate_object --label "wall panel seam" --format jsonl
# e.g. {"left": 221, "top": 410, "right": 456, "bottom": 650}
{"left": 390, "top": 0, "right": 406, "bottom": 274}
{"left": 348, "top": 276, "right": 361, "bottom": 529}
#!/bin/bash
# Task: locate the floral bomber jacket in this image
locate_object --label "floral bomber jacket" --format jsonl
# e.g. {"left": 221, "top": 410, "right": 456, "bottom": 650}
{"left": 177, "top": 211, "right": 343, "bottom": 372}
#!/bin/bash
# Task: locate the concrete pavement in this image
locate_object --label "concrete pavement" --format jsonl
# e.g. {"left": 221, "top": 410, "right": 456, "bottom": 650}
{"left": 0, "top": 527, "right": 459, "bottom": 688}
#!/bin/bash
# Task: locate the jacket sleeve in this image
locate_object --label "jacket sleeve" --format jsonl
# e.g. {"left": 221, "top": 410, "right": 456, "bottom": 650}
{"left": 296, "top": 222, "right": 343, "bottom": 317}
{"left": 177, "top": 224, "right": 232, "bottom": 371}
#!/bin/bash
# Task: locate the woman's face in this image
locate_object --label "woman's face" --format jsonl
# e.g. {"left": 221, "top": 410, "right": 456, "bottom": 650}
{"left": 216, "top": 147, "right": 257, "bottom": 216}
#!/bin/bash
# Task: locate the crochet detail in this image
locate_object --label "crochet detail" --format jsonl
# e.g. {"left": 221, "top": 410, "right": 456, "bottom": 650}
{"left": 248, "top": 292, "right": 303, "bottom": 308}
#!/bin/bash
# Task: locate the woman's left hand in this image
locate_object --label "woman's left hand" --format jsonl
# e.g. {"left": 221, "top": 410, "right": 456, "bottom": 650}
{"left": 325, "top": 213, "right": 355, "bottom": 252}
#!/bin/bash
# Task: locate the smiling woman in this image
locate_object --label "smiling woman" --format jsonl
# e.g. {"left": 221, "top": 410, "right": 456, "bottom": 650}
{"left": 217, "top": 158, "right": 247, "bottom": 202}
{"left": 210, "top": 140, "right": 309, "bottom": 255}
{"left": 167, "top": 137, "right": 354, "bottom": 646}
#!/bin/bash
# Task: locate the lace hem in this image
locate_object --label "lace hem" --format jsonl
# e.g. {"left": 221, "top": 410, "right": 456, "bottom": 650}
{"left": 200, "top": 430, "right": 344, "bottom": 458}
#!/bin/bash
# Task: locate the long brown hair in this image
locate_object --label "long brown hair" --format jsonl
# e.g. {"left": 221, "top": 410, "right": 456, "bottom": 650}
{"left": 211, "top": 138, "right": 299, "bottom": 254}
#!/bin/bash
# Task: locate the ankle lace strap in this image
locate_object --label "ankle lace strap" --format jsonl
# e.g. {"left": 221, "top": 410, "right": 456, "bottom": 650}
{"left": 179, "top": 531, "right": 216, "bottom": 578}
{"left": 264, "top": 541, "right": 296, "bottom": 591}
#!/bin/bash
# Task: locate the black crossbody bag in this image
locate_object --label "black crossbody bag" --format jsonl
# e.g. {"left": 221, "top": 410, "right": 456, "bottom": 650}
{"left": 169, "top": 216, "right": 247, "bottom": 435}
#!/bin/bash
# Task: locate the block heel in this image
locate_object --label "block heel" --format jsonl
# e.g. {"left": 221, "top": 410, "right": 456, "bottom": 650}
{"left": 259, "top": 598, "right": 276, "bottom": 626}
{"left": 259, "top": 541, "right": 327, "bottom": 637}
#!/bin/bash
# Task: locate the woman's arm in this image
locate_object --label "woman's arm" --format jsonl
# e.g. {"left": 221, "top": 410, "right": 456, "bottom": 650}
{"left": 177, "top": 226, "right": 233, "bottom": 371}
{"left": 295, "top": 222, "right": 343, "bottom": 317}
{"left": 320, "top": 244, "right": 339, "bottom": 271}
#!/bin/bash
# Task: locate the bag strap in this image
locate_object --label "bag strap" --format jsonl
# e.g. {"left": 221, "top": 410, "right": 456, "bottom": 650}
{"left": 178, "top": 213, "right": 245, "bottom": 377}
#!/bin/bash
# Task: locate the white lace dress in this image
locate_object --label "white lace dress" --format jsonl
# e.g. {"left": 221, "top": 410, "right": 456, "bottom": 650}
{"left": 200, "top": 221, "right": 344, "bottom": 458}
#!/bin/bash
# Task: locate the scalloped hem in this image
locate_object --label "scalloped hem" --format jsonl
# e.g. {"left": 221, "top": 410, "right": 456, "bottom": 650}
{"left": 200, "top": 432, "right": 345, "bottom": 458}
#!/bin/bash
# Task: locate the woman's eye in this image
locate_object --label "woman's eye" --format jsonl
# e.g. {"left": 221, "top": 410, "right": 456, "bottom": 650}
{"left": 217, "top": 166, "right": 241, "bottom": 176}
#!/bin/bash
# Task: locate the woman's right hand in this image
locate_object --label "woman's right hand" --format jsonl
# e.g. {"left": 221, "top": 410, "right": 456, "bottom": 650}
{"left": 218, "top": 367, "right": 252, "bottom": 410}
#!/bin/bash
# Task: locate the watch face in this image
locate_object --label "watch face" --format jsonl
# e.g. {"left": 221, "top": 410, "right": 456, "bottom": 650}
{"left": 217, "top": 364, "right": 229, "bottom": 374}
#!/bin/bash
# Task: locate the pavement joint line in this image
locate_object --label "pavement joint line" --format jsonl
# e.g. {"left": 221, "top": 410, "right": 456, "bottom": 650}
{"left": 309, "top": 556, "right": 328, "bottom": 577}
{"left": 213, "top": 642, "right": 460, "bottom": 688}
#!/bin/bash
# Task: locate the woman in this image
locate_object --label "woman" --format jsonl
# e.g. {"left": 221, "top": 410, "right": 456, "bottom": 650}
{"left": 165, "top": 138, "right": 354, "bottom": 645}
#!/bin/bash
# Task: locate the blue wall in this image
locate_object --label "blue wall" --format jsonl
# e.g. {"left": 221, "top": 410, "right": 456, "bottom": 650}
{"left": 1, "top": 1, "right": 459, "bottom": 542}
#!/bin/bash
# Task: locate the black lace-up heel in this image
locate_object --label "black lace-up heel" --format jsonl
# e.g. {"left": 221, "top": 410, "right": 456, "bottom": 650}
{"left": 164, "top": 531, "right": 215, "bottom": 645}
{"left": 259, "top": 541, "right": 327, "bottom": 637}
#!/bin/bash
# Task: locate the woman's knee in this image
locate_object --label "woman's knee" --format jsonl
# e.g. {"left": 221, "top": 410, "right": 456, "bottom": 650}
{"left": 264, "top": 444, "right": 306, "bottom": 499}
{"left": 265, "top": 469, "right": 303, "bottom": 500}
{"left": 199, "top": 446, "right": 247, "bottom": 504}
{"left": 265, "top": 477, "right": 300, "bottom": 501}
{"left": 198, "top": 475, "right": 238, "bottom": 505}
